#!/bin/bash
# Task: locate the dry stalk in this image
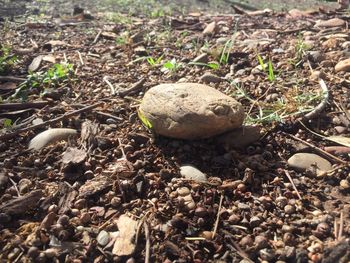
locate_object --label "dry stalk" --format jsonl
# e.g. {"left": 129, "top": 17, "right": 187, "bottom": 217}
{"left": 212, "top": 193, "right": 224, "bottom": 239}
{"left": 283, "top": 170, "right": 302, "bottom": 200}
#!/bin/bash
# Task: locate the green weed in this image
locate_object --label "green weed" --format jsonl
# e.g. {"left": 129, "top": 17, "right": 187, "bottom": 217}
{"left": 162, "top": 58, "right": 182, "bottom": 75}
{"left": 256, "top": 53, "right": 276, "bottom": 82}
{"left": 146, "top": 54, "right": 164, "bottom": 67}
{"left": 0, "top": 46, "right": 18, "bottom": 75}
{"left": 12, "top": 63, "right": 74, "bottom": 100}
{"left": 188, "top": 61, "right": 220, "bottom": 70}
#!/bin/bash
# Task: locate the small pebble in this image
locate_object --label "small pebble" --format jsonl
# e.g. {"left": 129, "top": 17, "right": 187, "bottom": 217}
{"left": 97, "top": 230, "right": 110, "bottom": 246}
{"left": 180, "top": 165, "right": 207, "bottom": 183}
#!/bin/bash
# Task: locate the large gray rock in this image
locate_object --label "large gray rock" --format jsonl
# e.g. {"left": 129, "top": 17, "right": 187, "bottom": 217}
{"left": 139, "top": 83, "right": 244, "bottom": 139}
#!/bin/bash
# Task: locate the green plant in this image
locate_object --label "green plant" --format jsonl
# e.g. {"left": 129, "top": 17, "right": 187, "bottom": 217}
{"left": 0, "top": 46, "right": 18, "bottom": 75}
{"left": 146, "top": 54, "right": 164, "bottom": 67}
{"left": 138, "top": 110, "right": 153, "bottom": 129}
{"left": 293, "top": 35, "right": 311, "bottom": 66}
{"left": 219, "top": 38, "right": 234, "bottom": 65}
{"left": 3, "top": 118, "right": 13, "bottom": 128}
{"left": 116, "top": 34, "right": 129, "bottom": 46}
{"left": 162, "top": 58, "right": 182, "bottom": 75}
{"left": 256, "top": 53, "right": 276, "bottom": 82}
{"left": 267, "top": 59, "right": 276, "bottom": 82}
{"left": 188, "top": 61, "right": 220, "bottom": 70}
{"left": 12, "top": 62, "right": 74, "bottom": 100}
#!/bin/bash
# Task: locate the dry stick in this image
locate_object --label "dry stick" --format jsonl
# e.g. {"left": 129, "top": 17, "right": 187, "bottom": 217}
{"left": 144, "top": 221, "right": 151, "bottom": 263}
{"left": 77, "top": 51, "right": 84, "bottom": 65}
{"left": 0, "top": 76, "right": 26, "bottom": 82}
{"left": 8, "top": 177, "right": 21, "bottom": 197}
{"left": 103, "top": 76, "right": 116, "bottom": 95}
{"left": 334, "top": 218, "right": 339, "bottom": 240}
{"left": 0, "top": 102, "right": 104, "bottom": 141}
{"left": 119, "top": 78, "right": 146, "bottom": 97}
{"left": 212, "top": 193, "right": 224, "bottom": 239}
{"left": 92, "top": 29, "right": 102, "bottom": 45}
{"left": 0, "top": 101, "right": 50, "bottom": 111}
{"left": 284, "top": 170, "right": 302, "bottom": 200}
{"left": 282, "top": 132, "right": 347, "bottom": 164}
{"left": 338, "top": 211, "right": 344, "bottom": 241}
{"left": 300, "top": 79, "right": 329, "bottom": 121}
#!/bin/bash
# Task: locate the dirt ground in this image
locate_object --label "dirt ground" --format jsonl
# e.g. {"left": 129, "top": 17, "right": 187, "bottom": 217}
{"left": 1, "top": 0, "right": 350, "bottom": 262}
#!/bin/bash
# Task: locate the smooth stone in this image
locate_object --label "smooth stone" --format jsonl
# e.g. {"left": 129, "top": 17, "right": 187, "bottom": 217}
{"left": 97, "top": 230, "right": 110, "bottom": 246}
{"left": 216, "top": 125, "right": 261, "bottom": 150}
{"left": 200, "top": 72, "right": 222, "bottom": 83}
{"left": 193, "top": 53, "right": 209, "bottom": 64}
{"left": 335, "top": 58, "right": 350, "bottom": 72}
{"left": 310, "top": 70, "right": 326, "bottom": 81}
{"left": 203, "top": 21, "right": 217, "bottom": 36}
{"left": 315, "top": 18, "right": 345, "bottom": 28}
{"left": 307, "top": 51, "right": 325, "bottom": 64}
{"left": 32, "top": 118, "right": 44, "bottom": 126}
{"left": 181, "top": 194, "right": 196, "bottom": 210}
{"left": 177, "top": 187, "right": 190, "bottom": 196}
{"left": 180, "top": 165, "right": 207, "bottom": 182}
{"left": 265, "top": 93, "right": 279, "bottom": 102}
{"left": 139, "top": 83, "right": 244, "bottom": 139}
{"left": 334, "top": 126, "right": 347, "bottom": 134}
{"left": 287, "top": 153, "right": 332, "bottom": 174}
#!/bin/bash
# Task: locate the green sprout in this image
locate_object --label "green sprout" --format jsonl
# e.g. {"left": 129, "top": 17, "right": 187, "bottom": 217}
{"left": 146, "top": 54, "right": 164, "bottom": 67}
{"left": 188, "top": 61, "right": 220, "bottom": 70}
{"left": 138, "top": 110, "right": 153, "bottom": 129}
{"left": 12, "top": 62, "right": 74, "bottom": 100}
{"left": 267, "top": 59, "right": 276, "bottom": 82}
{"left": 256, "top": 53, "right": 276, "bottom": 82}
{"left": 162, "top": 58, "right": 182, "bottom": 75}
{"left": 0, "top": 45, "right": 18, "bottom": 75}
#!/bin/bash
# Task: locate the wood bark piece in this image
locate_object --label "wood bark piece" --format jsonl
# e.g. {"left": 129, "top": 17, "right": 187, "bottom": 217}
{"left": 0, "top": 190, "right": 43, "bottom": 216}
{"left": 57, "top": 183, "right": 78, "bottom": 215}
{"left": 78, "top": 176, "right": 113, "bottom": 198}
{"left": 112, "top": 214, "right": 138, "bottom": 256}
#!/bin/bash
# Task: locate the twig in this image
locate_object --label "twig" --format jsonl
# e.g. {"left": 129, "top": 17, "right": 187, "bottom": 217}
{"left": 144, "top": 221, "right": 151, "bottom": 263}
{"left": 283, "top": 170, "right": 302, "bottom": 200}
{"left": 92, "top": 29, "right": 102, "bottom": 45}
{"left": 282, "top": 132, "right": 347, "bottom": 164}
{"left": 334, "top": 218, "right": 339, "bottom": 240}
{"left": 8, "top": 177, "right": 21, "bottom": 197}
{"left": 212, "top": 193, "right": 224, "bottom": 239}
{"left": 0, "top": 101, "right": 50, "bottom": 111}
{"left": 0, "top": 76, "right": 26, "bottom": 82}
{"left": 77, "top": 51, "right": 84, "bottom": 65}
{"left": 95, "top": 111, "right": 123, "bottom": 121}
{"left": 119, "top": 78, "right": 146, "bottom": 97}
{"left": 103, "top": 76, "right": 116, "bottom": 95}
{"left": 0, "top": 102, "right": 104, "bottom": 141}
{"left": 300, "top": 79, "right": 329, "bottom": 121}
{"left": 338, "top": 211, "right": 344, "bottom": 241}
